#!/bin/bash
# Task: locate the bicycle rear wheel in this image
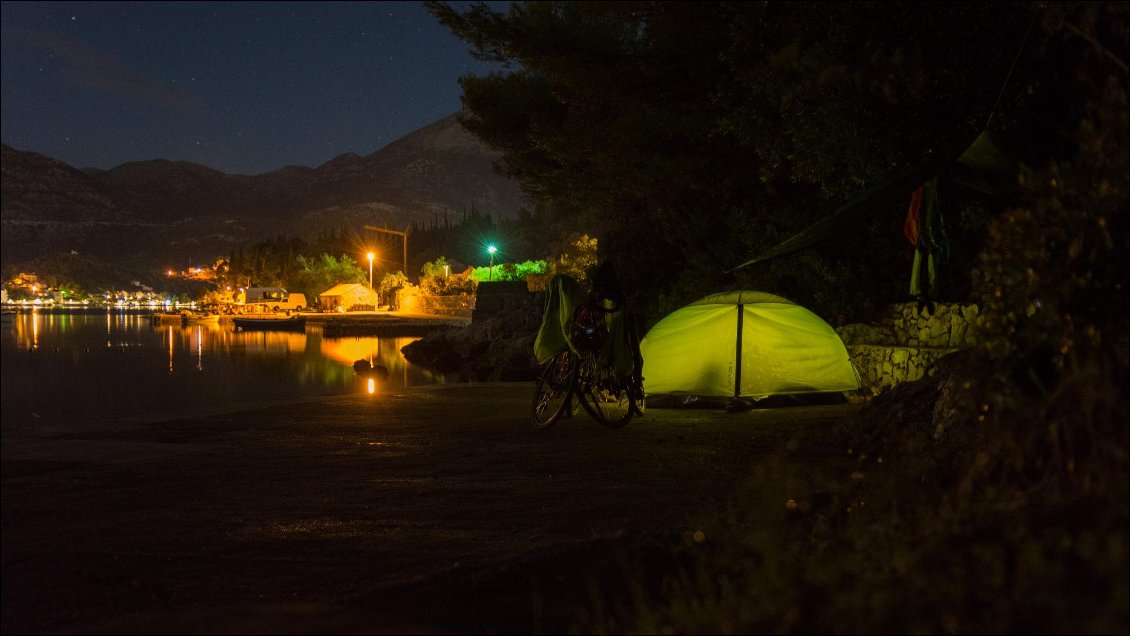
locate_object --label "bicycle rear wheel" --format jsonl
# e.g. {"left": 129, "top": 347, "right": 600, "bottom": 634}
{"left": 532, "top": 350, "right": 578, "bottom": 429}
{"left": 577, "top": 360, "right": 635, "bottom": 428}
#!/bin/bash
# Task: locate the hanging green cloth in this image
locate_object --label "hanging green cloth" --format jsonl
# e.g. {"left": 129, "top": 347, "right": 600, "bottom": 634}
{"left": 533, "top": 274, "right": 587, "bottom": 364}
{"left": 533, "top": 274, "right": 636, "bottom": 377}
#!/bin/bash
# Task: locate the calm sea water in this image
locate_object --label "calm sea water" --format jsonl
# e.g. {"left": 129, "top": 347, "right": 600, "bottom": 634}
{"left": 0, "top": 308, "right": 445, "bottom": 432}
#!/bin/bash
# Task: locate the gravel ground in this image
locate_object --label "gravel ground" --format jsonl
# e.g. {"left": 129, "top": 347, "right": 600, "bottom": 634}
{"left": 2, "top": 383, "right": 860, "bottom": 634}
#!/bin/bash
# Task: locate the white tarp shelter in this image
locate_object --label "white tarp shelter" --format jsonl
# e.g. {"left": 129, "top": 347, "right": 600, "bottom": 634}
{"left": 319, "top": 283, "right": 372, "bottom": 312}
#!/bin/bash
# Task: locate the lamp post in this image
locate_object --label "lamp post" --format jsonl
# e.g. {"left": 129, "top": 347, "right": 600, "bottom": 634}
{"left": 367, "top": 251, "right": 375, "bottom": 301}
{"left": 363, "top": 225, "right": 408, "bottom": 276}
{"left": 488, "top": 245, "right": 497, "bottom": 281}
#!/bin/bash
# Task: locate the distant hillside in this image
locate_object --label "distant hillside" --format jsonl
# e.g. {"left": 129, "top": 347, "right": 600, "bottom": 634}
{"left": 1, "top": 114, "right": 529, "bottom": 280}
{"left": 0, "top": 144, "right": 136, "bottom": 223}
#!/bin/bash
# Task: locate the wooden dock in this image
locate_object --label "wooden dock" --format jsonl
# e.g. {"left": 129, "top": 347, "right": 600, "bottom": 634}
{"left": 312, "top": 311, "right": 470, "bottom": 338}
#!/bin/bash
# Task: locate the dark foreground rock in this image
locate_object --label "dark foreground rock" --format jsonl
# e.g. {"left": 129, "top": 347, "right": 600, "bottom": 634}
{"left": 401, "top": 295, "right": 544, "bottom": 382}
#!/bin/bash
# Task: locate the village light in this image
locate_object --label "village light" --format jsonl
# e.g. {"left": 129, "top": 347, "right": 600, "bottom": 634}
{"left": 488, "top": 245, "right": 497, "bottom": 281}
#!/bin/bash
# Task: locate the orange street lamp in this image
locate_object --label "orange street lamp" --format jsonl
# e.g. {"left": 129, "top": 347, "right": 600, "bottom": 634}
{"left": 367, "top": 252, "right": 375, "bottom": 292}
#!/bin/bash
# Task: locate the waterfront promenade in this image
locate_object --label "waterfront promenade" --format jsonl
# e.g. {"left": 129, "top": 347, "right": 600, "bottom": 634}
{"left": 301, "top": 307, "right": 470, "bottom": 325}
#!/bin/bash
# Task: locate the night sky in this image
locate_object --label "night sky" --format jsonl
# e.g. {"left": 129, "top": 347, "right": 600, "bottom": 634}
{"left": 1, "top": 1, "right": 504, "bottom": 175}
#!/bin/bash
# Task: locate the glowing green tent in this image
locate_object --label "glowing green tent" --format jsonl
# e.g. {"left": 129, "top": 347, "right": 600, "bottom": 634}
{"left": 640, "top": 291, "right": 860, "bottom": 399}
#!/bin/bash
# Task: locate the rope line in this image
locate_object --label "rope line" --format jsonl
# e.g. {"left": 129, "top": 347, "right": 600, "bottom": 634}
{"left": 986, "top": 10, "right": 1038, "bottom": 130}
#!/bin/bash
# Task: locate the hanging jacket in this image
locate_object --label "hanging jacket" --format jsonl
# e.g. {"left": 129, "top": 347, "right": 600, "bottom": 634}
{"left": 904, "top": 186, "right": 923, "bottom": 246}
{"left": 909, "top": 171, "right": 953, "bottom": 298}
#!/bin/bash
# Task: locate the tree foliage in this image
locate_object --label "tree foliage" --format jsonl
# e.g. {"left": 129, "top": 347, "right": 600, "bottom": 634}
{"left": 427, "top": 2, "right": 1128, "bottom": 633}
{"left": 4, "top": 251, "right": 148, "bottom": 294}
{"left": 419, "top": 257, "right": 479, "bottom": 296}
{"left": 964, "top": 0, "right": 1128, "bottom": 495}
{"left": 227, "top": 236, "right": 307, "bottom": 289}
{"left": 410, "top": 205, "right": 551, "bottom": 276}
{"left": 289, "top": 253, "right": 367, "bottom": 305}
{"left": 427, "top": 0, "right": 1066, "bottom": 322}
{"left": 377, "top": 271, "right": 409, "bottom": 297}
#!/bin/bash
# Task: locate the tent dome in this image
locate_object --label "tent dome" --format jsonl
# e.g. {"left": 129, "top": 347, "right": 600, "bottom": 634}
{"left": 640, "top": 291, "right": 859, "bottom": 399}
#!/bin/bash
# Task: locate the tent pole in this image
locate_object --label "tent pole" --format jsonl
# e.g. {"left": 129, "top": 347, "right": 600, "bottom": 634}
{"left": 734, "top": 305, "right": 744, "bottom": 398}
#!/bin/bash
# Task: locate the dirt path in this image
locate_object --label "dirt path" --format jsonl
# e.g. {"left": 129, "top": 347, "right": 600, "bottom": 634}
{"left": 1, "top": 383, "right": 860, "bottom": 634}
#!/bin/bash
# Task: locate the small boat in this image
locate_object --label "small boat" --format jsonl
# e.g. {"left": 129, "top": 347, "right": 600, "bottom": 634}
{"left": 150, "top": 310, "right": 220, "bottom": 326}
{"left": 232, "top": 315, "right": 307, "bottom": 331}
{"left": 150, "top": 311, "right": 188, "bottom": 325}
{"left": 182, "top": 311, "right": 221, "bottom": 324}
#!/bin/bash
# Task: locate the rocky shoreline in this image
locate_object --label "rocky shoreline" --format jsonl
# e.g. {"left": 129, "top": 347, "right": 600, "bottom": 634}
{"left": 401, "top": 295, "right": 544, "bottom": 382}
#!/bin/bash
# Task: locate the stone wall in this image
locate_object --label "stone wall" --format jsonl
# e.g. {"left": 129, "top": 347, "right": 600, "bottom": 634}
{"left": 838, "top": 302, "right": 983, "bottom": 393}
{"left": 415, "top": 294, "right": 475, "bottom": 318}
{"left": 472, "top": 281, "right": 532, "bottom": 323}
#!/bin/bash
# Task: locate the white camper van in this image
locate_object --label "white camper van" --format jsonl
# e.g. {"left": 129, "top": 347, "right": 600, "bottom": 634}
{"left": 236, "top": 287, "right": 308, "bottom": 313}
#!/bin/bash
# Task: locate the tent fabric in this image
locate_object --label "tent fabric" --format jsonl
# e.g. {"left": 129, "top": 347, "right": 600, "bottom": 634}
{"left": 640, "top": 291, "right": 860, "bottom": 399}
{"left": 951, "top": 129, "right": 1020, "bottom": 196}
{"left": 318, "top": 283, "right": 371, "bottom": 309}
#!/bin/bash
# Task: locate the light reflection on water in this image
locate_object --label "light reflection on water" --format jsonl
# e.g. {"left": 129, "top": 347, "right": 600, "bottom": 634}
{"left": 0, "top": 308, "right": 446, "bottom": 430}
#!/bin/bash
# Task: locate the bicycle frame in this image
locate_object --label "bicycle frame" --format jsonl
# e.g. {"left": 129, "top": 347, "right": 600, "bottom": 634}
{"left": 531, "top": 275, "right": 645, "bottom": 429}
{"left": 531, "top": 339, "right": 643, "bottom": 430}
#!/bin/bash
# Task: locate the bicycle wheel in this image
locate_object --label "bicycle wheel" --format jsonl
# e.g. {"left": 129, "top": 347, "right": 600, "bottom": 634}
{"left": 532, "top": 350, "right": 578, "bottom": 429}
{"left": 577, "top": 357, "right": 635, "bottom": 428}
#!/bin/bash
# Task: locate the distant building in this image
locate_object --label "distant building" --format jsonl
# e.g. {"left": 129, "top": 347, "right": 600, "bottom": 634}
{"left": 318, "top": 283, "right": 373, "bottom": 312}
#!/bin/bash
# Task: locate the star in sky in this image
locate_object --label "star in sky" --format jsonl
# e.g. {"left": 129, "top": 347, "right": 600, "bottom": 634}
{"left": 1, "top": 1, "right": 506, "bottom": 175}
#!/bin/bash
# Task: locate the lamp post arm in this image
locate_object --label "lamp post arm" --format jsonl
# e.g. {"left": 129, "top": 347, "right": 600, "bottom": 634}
{"left": 363, "top": 225, "right": 409, "bottom": 275}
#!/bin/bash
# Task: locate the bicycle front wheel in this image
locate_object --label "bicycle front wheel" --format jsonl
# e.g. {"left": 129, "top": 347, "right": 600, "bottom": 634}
{"left": 578, "top": 368, "right": 634, "bottom": 429}
{"left": 532, "top": 350, "right": 578, "bottom": 429}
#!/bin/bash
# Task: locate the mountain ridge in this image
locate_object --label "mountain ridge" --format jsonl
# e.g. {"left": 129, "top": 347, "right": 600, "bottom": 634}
{"left": 1, "top": 114, "right": 529, "bottom": 278}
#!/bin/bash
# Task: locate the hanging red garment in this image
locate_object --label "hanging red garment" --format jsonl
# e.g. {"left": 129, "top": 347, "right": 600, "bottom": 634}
{"left": 903, "top": 186, "right": 923, "bottom": 246}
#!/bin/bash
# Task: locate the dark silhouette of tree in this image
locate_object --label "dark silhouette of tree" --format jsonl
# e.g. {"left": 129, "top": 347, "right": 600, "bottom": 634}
{"left": 426, "top": 1, "right": 1071, "bottom": 322}
{"left": 290, "top": 253, "right": 367, "bottom": 304}
{"left": 423, "top": 4, "right": 1128, "bottom": 634}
